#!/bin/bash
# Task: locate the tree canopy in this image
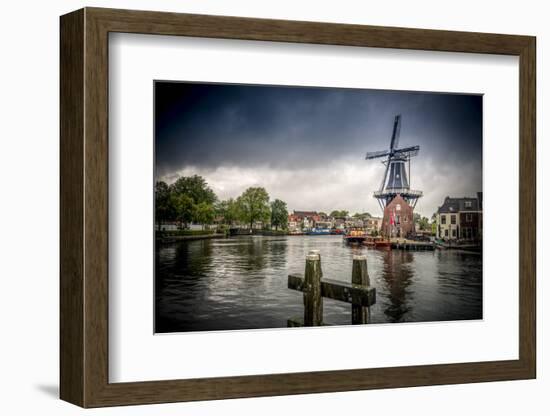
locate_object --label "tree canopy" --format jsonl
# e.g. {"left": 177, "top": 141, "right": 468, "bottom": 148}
{"left": 155, "top": 175, "right": 216, "bottom": 228}
{"left": 215, "top": 198, "right": 240, "bottom": 225}
{"left": 271, "top": 199, "right": 289, "bottom": 230}
{"left": 237, "top": 187, "right": 271, "bottom": 230}
{"left": 171, "top": 175, "right": 217, "bottom": 206}
{"left": 330, "top": 210, "right": 349, "bottom": 218}
{"left": 414, "top": 213, "right": 430, "bottom": 231}
{"left": 155, "top": 181, "right": 176, "bottom": 222}
{"left": 155, "top": 176, "right": 290, "bottom": 231}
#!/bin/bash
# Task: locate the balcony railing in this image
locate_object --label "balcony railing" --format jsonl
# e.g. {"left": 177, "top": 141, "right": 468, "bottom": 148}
{"left": 373, "top": 189, "right": 423, "bottom": 198}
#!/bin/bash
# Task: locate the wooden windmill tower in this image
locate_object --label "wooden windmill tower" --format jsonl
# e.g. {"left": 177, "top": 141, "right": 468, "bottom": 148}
{"left": 366, "top": 115, "right": 423, "bottom": 237}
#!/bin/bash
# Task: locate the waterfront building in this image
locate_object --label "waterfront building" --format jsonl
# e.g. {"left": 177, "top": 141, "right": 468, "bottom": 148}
{"left": 365, "top": 216, "right": 383, "bottom": 234}
{"left": 381, "top": 194, "right": 415, "bottom": 238}
{"left": 288, "top": 210, "right": 322, "bottom": 232}
{"left": 436, "top": 192, "right": 482, "bottom": 240}
{"left": 288, "top": 213, "right": 302, "bottom": 233}
{"left": 315, "top": 219, "right": 333, "bottom": 230}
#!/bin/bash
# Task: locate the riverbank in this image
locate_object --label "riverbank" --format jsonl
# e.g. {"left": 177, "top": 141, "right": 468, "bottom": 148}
{"left": 156, "top": 230, "right": 225, "bottom": 243}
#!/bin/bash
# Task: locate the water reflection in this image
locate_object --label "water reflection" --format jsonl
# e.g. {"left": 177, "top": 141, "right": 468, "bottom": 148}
{"left": 379, "top": 250, "right": 415, "bottom": 323}
{"left": 155, "top": 235, "right": 482, "bottom": 332}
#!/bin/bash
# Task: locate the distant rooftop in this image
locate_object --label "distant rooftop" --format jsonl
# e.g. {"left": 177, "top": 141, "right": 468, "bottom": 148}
{"left": 437, "top": 193, "right": 482, "bottom": 213}
{"left": 292, "top": 211, "right": 318, "bottom": 218}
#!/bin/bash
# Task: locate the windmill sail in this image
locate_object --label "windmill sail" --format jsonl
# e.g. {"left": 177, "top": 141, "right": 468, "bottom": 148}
{"left": 389, "top": 115, "right": 401, "bottom": 151}
{"left": 365, "top": 115, "right": 422, "bottom": 210}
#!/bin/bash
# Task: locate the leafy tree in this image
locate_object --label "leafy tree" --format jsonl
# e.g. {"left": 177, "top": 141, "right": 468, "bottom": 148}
{"left": 155, "top": 181, "right": 176, "bottom": 223}
{"left": 270, "top": 199, "right": 289, "bottom": 230}
{"left": 170, "top": 175, "right": 217, "bottom": 205}
{"left": 215, "top": 200, "right": 228, "bottom": 223}
{"left": 330, "top": 210, "right": 349, "bottom": 218}
{"left": 414, "top": 213, "right": 430, "bottom": 231}
{"left": 237, "top": 187, "right": 271, "bottom": 230}
{"left": 215, "top": 198, "right": 241, "bottom": 225}
{"left": 174, "top": 194, "right": 195, "bottom": 228}
{"left": 194, "top": 202, "right": 215, "bottom": 230}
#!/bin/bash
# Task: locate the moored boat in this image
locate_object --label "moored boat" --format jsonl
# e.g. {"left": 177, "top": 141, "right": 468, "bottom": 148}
{"left": 343, "top": 227, "right": 368, "bottom": 244}
{"left": 363, "top": 235, "right": 391, "bottom": 249}
{"left": 307, "top": 228, "right": 331, "bottom": 235}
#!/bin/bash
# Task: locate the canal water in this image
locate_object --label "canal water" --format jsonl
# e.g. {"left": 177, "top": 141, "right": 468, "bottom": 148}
{"left": 155, "top": 235, "right": 482, "bottom": 333}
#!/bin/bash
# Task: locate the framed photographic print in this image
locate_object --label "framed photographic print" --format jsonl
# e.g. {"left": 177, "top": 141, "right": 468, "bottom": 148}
{"left": 60, "top": 7, "right": 536, "bottom": 408}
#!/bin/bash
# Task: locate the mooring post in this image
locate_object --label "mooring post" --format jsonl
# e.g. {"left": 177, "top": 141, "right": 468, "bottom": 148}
{"left": 303, "top": 253, "right": 323, "bottom": 326}
{"left": 308, "top": 249, "right": 323, "bottom": 277}
{"left": 351, "top": 254, "right": 370, "bottom": 324}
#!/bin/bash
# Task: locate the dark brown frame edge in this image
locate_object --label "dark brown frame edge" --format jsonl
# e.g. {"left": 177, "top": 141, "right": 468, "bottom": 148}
{"left": 60, "top": 7, "right": 536, "bottom": 408}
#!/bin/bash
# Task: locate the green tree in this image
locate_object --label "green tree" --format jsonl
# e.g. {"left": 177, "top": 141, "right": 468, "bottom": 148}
{"left": 155, "top": 181, "right": 176, "bottom": 223}
{"left": 414, "top": 213, "right": 430, "bottom": 231}
{"left": 270, "top": 199, "right": 289, "bottom": 230}
{"left": 215, "top": 198, "right": 240, "bottom": 225}
{"left": 194, "top": 202, "right": 215, "bottom": 230}
{"left": 170, "top": 175, "right": 217, "bottom": 205}
{"left": 330, "top": 210, "right": 349, "bottom": 218}
{"left": 237, "top": 187, "right": 271, "bottom": 230}
{"left": 174, "top": 194, "right": 195, "bottom": 228}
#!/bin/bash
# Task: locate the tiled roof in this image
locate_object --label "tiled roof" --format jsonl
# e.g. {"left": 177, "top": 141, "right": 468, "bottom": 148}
{"left": 437, "top": 194, "right": 481, "bottom": 213}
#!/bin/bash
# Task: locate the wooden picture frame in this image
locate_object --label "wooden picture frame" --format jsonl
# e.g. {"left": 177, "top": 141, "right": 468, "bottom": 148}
{"left": 60, "top": 7, "right": 536, "bottom": 408}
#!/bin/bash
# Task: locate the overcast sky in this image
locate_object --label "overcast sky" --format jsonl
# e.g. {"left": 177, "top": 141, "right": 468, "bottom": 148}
{"left": 155, "top": 81, "right": 482, "bottom": 218}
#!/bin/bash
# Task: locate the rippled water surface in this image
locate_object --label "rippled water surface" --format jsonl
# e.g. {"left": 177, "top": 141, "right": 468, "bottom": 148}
{"left": 155, "top": 235, "right": 482, "bottom": 333}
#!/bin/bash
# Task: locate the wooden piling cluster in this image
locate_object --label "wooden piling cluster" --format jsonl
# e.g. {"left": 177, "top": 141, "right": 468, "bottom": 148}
{"left": 287, "top": 251, "right": 376, "bottom": 327}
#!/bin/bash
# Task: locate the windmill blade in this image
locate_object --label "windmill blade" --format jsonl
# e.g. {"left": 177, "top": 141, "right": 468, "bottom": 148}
{"left": 393, "top": 145, "right": 420, "bottom": 158}
{"left": 365, "top": 149, "right": 391, "bottom": 160}
{"left": 389, "top": 114, "right": 402, "bottom": 151}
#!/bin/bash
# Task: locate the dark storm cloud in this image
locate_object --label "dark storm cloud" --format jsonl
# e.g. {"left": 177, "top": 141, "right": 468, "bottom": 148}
{"left": 154, "top": 81, "right": 482, "bottom": 217}
{"left": 155, "top": 82, "right": 481, "bottom": 171}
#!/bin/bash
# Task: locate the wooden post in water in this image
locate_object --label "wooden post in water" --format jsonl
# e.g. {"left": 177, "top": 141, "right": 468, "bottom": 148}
{"left": 308, "top": 249, "right": 322, "bottom": 277}
{"left": 303, "top": 253, "right": 323, "bottom": 326}
{"left": 351, "top": 254, "right": 370, "bottom": 324}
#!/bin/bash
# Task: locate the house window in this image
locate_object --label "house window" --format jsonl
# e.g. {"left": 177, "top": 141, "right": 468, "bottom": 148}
{"left": 465, "top": 201, "right": 472, "bottom": 208}
{"left": 466, "top": 213, "right": 473, "bottom": 222}
{"left": 441, "top": 215, "right": 446, "bottom": 225}
{"left": 451, "top": 215, "right": 456, "bottom": 225}
{"left": 452, "top": 229, "right": 456, "bottom": 238}
{"left": 444, "top": 229, "right": 449, "bottom": 237}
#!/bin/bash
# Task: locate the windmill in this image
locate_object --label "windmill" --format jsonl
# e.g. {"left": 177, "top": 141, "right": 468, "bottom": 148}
{"left": 366, "top": 115, "right": 423, "bottom": 212}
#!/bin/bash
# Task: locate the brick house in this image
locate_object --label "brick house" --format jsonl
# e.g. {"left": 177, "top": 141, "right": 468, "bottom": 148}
{"left": 436, "top": 193, "right": 482, "bottom": 240}
{"left": 381, "top": 194, "right": 415, "bottom": 238}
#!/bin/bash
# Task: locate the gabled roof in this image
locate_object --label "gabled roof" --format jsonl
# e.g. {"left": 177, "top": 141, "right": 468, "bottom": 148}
{"left": 437, "top": 195, "right": 481, "bottom": 213}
